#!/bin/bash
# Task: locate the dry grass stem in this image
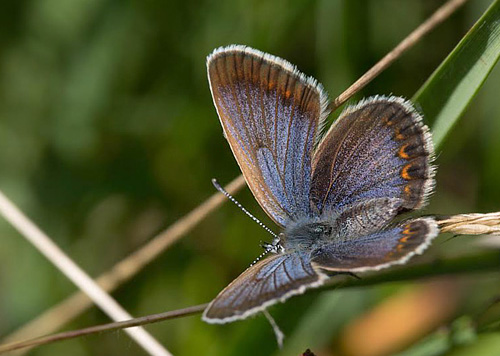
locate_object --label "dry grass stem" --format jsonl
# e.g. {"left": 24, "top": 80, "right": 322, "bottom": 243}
{"left": 331, "top": 0, "right": 468, "bottom": 110}
{"left": 0, "top": 192, "right": 171, "bottom": 356}
{"left": 437, "top": 212, "right": 500, "bottom": 236}
{"left": 0, "top": 304, "right": 207, "bottom": 355}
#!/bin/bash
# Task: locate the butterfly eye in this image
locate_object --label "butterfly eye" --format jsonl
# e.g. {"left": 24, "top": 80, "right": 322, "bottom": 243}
{"left": 312, "top": 224, "right": 332, "bottom": 237}
{"left": 313, "top": 227, "right": 323, "bottom": 233}
{"left": 313, "top": 225, "right": 325, "bottom": 234}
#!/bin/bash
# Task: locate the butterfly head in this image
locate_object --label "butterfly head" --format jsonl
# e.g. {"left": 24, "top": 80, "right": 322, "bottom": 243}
{"left": 261, "top": 234, "right": 285, "bottom": 254}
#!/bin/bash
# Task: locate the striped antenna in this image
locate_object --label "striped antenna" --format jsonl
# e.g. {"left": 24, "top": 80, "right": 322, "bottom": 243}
{"left": 250, "top": 248, "right": 271, "bottom": 267}
{"left": 212, "top": 179, "right": 278, "bottom": 239}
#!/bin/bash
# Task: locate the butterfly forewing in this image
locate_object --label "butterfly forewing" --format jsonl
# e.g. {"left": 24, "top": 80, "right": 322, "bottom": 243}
{"left": 207, "top": 45, "right": 329, "bottom": 226}
{"left": 310, "top": 96, "right": 435, "bottom": 215}
{"left": 203, "top": 251, "right": 326, "bottom": 323}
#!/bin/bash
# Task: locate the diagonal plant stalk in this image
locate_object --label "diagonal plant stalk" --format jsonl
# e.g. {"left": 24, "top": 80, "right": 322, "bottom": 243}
{"left": 0, "top": 304, "right": 209, "bottom": 354}
{"left": 414, "top": 0, "right": 500, "bottom": 147}
{"left": 331, "top": 0, "right": 469, "bottom": 110}
{"left": 1, "top": 249, "right": 499, "bottom": 355}
{"left": 1, "top": 0, "right": 469, "bottom": 349}
{"left": 0, "top": 192, "right": 171, "bottom": 356}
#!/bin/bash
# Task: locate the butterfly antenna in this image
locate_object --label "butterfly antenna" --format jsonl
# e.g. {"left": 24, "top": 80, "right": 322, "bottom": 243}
{"left": 250, "top": 248, "right": 270, "bottom": 267}
{"left": 212, "top": 178, "right": 278, "bottom": 239}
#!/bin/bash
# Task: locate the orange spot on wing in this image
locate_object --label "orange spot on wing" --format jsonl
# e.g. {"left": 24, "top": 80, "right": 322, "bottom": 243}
{"left": 403, "top": 226, "right": 413, "bottom": 235}
{"left": 395, "top": 129, "right": 405, "bottom": 140}
{"left": 268, "top": 80, "right": 275, "bottom": 90}
{"left": 401, "top": 164, "right": 413, "bottom": 180}
{"left": 285, "top": 89, "right": 292, "bottom": 99}
{"left": 404, "top": 185, "right": 412, "bottom": 195}
{"left": 399, "top": 144, "right": 410, "bottom": 159}
{"left": 400, "top": 235, "right": 410, "bottom": 243}
{"left": 384, "top": 116, "right": 395, "bottom": 126}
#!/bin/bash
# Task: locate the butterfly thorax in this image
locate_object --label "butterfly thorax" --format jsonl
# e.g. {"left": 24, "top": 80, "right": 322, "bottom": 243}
{"left": 281, "top": 197, "right": 404, "bottom": 252}
{"left": 281, "top": 218, "right": 335, "bottom": 251}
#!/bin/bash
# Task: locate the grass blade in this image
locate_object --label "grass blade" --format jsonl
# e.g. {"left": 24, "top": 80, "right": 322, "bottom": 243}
{"left": 414, "top": 0, "right": 500, "bottom": 149}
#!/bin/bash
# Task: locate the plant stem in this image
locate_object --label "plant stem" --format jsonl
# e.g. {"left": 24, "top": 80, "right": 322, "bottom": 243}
{"left": 0, "top": 192, "right": 171, "bottom": 356}
{"left": 2, "top": 251, "right": 499, "bottom": 354}
{"left": 330, "top": 0, "right": 468, "bottom": 110}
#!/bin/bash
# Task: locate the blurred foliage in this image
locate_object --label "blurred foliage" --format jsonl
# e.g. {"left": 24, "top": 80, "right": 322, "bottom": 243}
{"left": 0, "top": 0, "right": 500, "bottom": 355}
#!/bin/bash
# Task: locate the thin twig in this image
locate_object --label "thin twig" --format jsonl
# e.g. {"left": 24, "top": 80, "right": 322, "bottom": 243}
{"left": 2, "top": 251, "right": 499, "bottom": 354}
{"left": 0, "top": 304, "right": 207, "bottom": 354}
{"left": 2, "top": 0, "right": 468, "bottom": 350}
{"left": 330, "top": 0, "right": 468, "bottom": 110}
{"left": 0, "top": 192, "right": 171, "bottom": 356}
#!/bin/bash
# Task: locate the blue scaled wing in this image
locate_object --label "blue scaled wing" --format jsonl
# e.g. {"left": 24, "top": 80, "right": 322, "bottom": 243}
{"left": 311, "top": 218, "right": 439, "bottom": 272}
{"left": 203, "top": 251, "right": 326, "bottom": 323}
{"left": 310, "top": 96, "right": 435, "bottom": 215}
{"left": 207, "top": 45, "right": 329, "bottom": 226}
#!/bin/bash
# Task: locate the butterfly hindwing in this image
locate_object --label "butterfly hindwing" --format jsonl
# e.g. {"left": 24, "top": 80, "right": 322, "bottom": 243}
{"left": 203, "top": 251, "right": 326, "bottom": 323}
{"left": 207, "top": 45, "right": 329, "bottom": 226}
{"left": 332, "top": 197, "right": 404, "bottom": 239}
{"left": 310, "top": 96, "right": 435, "bottom": 215}
{"left": 311, "top": 217, "right": 439, "bottom": 272}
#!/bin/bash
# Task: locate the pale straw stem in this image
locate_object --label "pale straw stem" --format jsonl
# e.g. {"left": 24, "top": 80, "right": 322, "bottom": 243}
{"left": 0, "top": 191, "right": 171, "bottom": 356}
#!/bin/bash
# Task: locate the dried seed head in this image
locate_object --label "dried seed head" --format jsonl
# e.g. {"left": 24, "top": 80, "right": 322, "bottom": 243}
{"left": 437, "top": 212, "right": 500, "bottom": 236}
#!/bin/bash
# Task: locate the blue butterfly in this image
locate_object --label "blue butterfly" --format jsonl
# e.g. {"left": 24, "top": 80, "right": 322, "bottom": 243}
{"left": 203, "top": 45, "right": 438, "bottom": 323}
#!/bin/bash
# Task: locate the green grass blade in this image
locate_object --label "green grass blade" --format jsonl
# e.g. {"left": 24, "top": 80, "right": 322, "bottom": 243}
{"left": 414, "top": 0, "right": 500, "bottom": 149}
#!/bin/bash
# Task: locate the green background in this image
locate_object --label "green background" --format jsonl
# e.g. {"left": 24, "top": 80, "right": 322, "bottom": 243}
{"left": 0, "top": 0, "right": 499, "bottom": 355}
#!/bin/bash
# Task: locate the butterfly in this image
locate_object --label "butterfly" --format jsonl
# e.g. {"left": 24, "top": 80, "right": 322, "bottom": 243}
{"left": 203, "top": 45, "right": 438, "bottom": 324}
